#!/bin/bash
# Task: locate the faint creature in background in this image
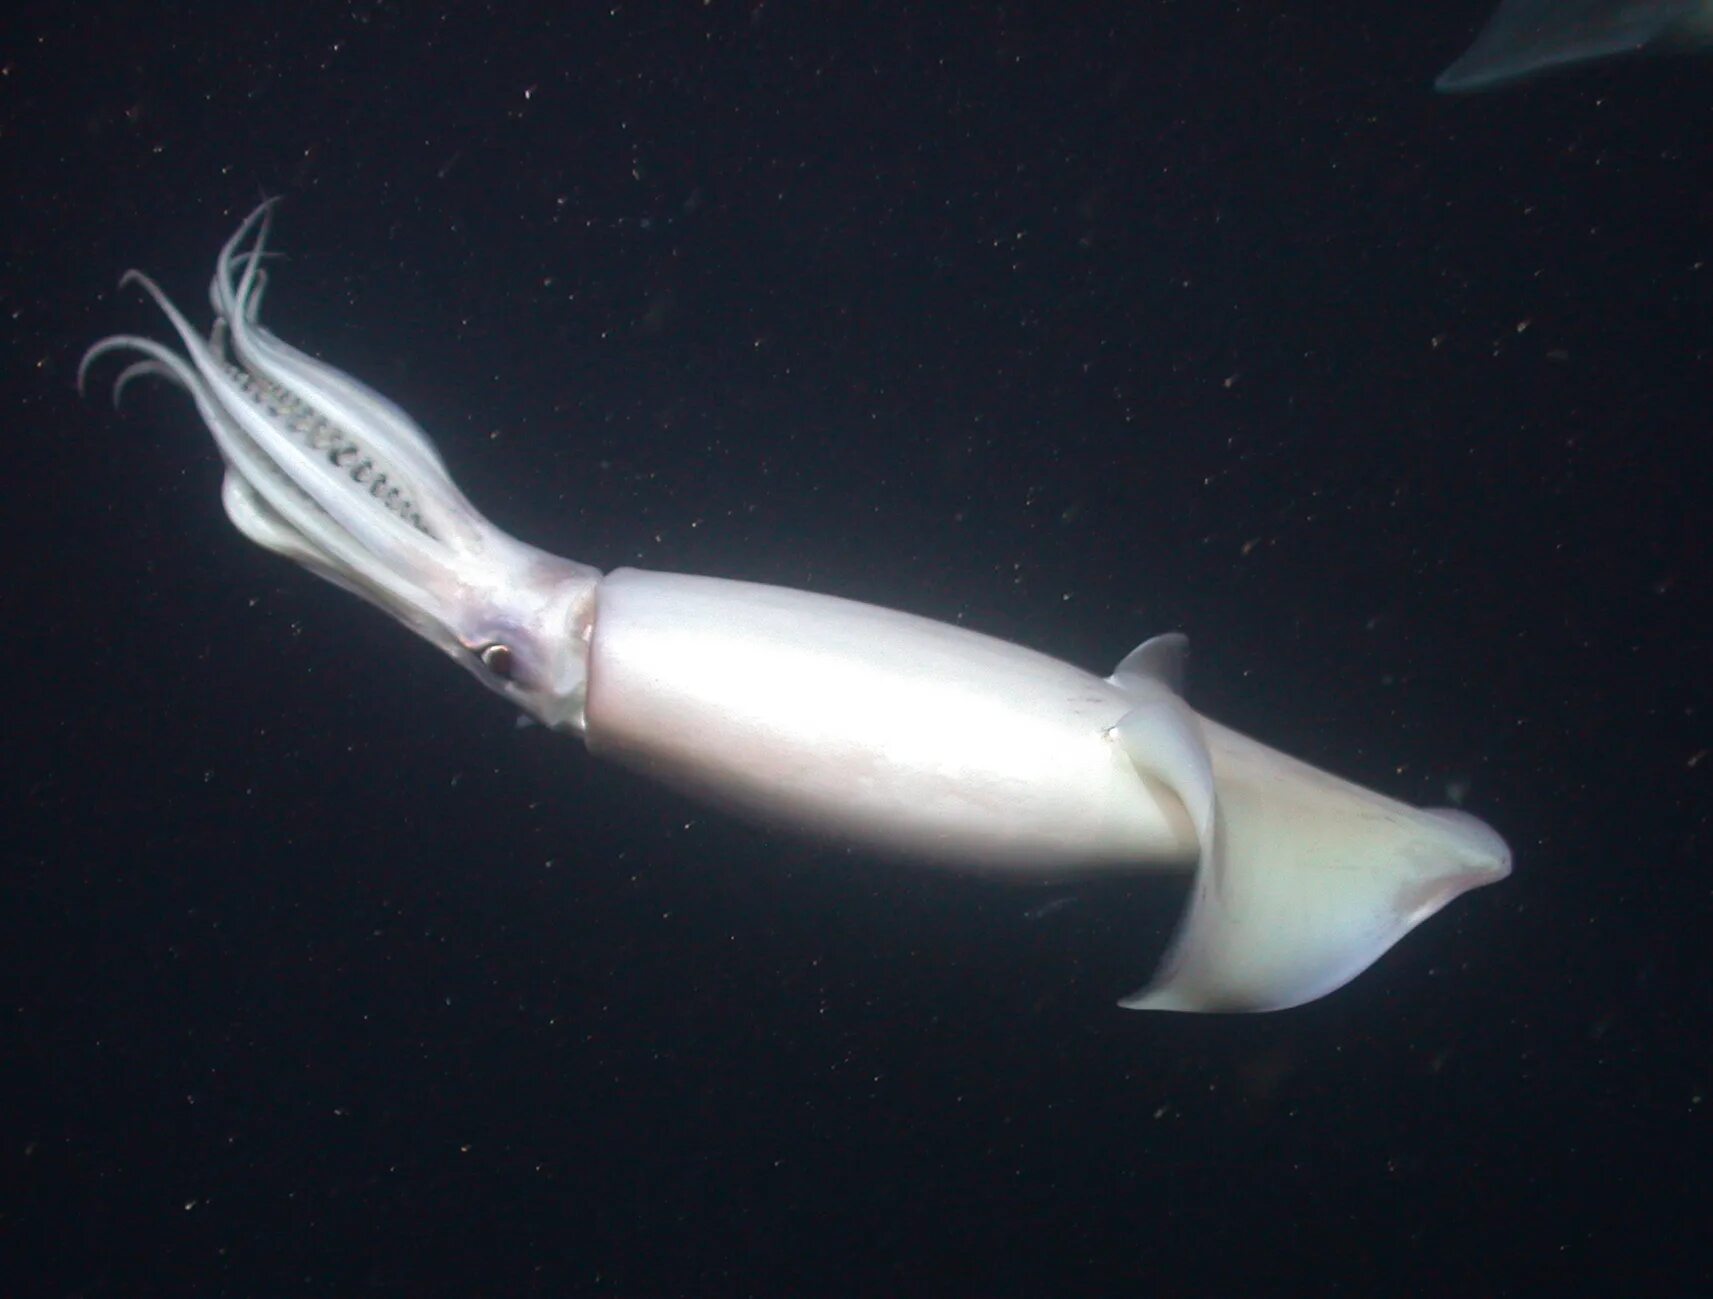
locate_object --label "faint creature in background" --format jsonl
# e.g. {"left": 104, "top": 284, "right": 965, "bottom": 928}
{"left": 1022, "top": 895, "right": 1079, "bottom": 923}
{"left": 1436, "top": 0, "right": 1713, "bottom": 92}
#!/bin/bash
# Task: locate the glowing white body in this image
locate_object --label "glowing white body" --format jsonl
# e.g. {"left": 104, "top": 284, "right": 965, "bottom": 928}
{"left": 586, "top": 570, "right": 1195, "bottom": 871}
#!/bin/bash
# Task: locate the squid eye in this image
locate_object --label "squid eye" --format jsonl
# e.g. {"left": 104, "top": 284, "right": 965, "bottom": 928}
{"left": 478, "top": 643, "right": 516, "bottom": 680}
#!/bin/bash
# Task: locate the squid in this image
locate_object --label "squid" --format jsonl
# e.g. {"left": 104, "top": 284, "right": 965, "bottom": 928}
{"left": 81, "top": 203, "right": 1510, "bottom": 1013}
{"left": 1436, "top": 0, "right": 1713, "bottom": 93}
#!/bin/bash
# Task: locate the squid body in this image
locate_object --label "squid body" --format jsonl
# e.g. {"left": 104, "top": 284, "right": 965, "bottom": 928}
{"left": 82, "top": 204, "right": 1511, "bottom": 1013}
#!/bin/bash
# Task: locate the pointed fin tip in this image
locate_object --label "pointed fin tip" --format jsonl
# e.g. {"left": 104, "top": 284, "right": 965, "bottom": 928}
{"left": 1420, "top": 806, "right": 1513, "bottom": 879}
{"left": 1117, "top": 981, "right": 1233, "bottom": 1014}
{"left": 1109, "top": 631, "right": 1189, "bottom": 697}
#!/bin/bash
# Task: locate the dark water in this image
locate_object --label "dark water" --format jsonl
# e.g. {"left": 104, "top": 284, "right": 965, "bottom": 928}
{"left": 5, "top": 2, "right": 1709, "bottom": 1295}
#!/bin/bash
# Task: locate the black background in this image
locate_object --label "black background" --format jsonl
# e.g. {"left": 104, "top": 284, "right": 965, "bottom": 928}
{"left": 4, "top": 2, "right": 1709, "bottom": 1295}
